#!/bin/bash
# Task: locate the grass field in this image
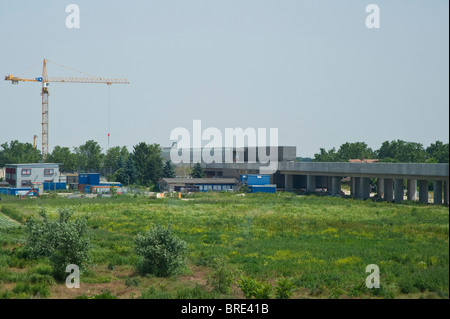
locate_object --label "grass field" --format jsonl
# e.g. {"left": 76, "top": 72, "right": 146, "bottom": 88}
{"left": 0, "top": 192, "right": 448, "bottom": 299}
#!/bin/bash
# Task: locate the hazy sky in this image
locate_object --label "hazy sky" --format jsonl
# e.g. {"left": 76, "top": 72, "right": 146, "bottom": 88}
{"left": 0, "top": 0, "right": 448, "bottom": 157}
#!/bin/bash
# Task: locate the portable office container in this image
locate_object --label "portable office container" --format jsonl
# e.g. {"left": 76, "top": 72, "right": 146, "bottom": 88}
{"left": 78, "top": 174, "right": 89, "bottom": 185}
{"left": 88, "top": 173, "right": 100, "bottom": 185}
{"left": 247, "top": 174, "right": 271, "bottom": 186}
{"left": 249, "top": 185, "right": 277, "bottom": 193}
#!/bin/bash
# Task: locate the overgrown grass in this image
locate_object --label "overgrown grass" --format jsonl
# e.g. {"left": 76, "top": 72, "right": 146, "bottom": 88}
{"left": 0, "top": 193, "right": 448, "bottom": 298}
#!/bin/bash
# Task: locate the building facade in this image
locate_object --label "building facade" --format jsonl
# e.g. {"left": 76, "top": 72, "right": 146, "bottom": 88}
{"left": 5, "top": 163, "right": 61, "bottom": 188}
{"left": 158, "top": 178, "right": 238, "bottom": 192}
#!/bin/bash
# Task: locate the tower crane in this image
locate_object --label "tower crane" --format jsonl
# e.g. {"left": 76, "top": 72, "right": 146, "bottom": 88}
{"left": 5, "top": 59, "right": 129, "bottom": 159}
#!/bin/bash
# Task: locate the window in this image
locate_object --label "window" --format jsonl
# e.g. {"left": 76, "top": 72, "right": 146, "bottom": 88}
{"left": 22, "top": 180, "right": 32, "bottom": 186}
{"left": 21, "top": 169, "right": 31, "bottom": 175}
{"left": 44, "top": 169, "right": 54, "bottom": 175}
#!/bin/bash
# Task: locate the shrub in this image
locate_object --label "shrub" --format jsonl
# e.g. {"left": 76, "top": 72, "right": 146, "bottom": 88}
{"left": 76, "top": 290, "right": 117, "bottom": 299}
{"left": 135, "top": 224, "right": 188, "bottom": 277}
{"left": 207, "top": 258, "right": 235, "bottom": 294}
{"left": 25, "top": 207, "right": 91, "bottom": 280}
{"left": 125, "top": 277, "right": 140, "bottom": 287}
{"left": 237, "top": 276, "right": 257, "bottom": 299}
{"left": 237, "top": 275, "right": 272, "bottom": 299}
{"left": 275, "top": 277, "right": 295, "bottom": 299}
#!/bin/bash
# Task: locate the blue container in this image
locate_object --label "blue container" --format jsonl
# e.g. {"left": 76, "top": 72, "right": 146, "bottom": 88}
{"left": 240, "top": 175, "right": 248, "bottom": 183}
{"left": 43, "top": 182, "right": 66, "bottom": 191}
{"left": 84, "top": 185, "right": 91, "bottom": 193}
{"left": 88, "top": 173, "right": 100, "bottom": 185}
{"left": 250, "top": 185, "right": 276, "bottom": 193}
{"left": 0, "top": 188, "right": 9, "bottom": 195}
{"left": 247, "top": 175, "right": 271, "bottom": 186}
{"left": 78, "top": 173, "right": 89, "bottom": 184}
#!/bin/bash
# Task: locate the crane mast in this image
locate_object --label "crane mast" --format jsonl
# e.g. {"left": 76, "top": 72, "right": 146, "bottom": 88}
{"left": 41, "top": 59, "right": 49, "bottom": 158}
{"left": 5, "top": 59, "right": 129, "bottom": 159}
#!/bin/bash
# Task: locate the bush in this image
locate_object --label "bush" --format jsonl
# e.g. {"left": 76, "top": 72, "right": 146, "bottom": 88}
{"left": 275, "top": 277, "right": 295, "bottom": 299}
{"left": 125, "top": 277, "right": 140, "bottom": 287}
{"left": 237, "top": 275, "right": 272, "bottom": 299}
{"left": 135, "top": 224, "right": 188, "bottom": 277}
{"left": 207, "top": 258, "right": 235, "bottom": 294}
{"left": 25, "top": 207, "right": 91, "bottom": 280}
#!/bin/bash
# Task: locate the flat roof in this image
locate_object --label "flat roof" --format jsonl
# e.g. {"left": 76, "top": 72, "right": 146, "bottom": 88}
{"left": 5, "top": 163, "right": 61, "bottom": 167}
{"left": 160, "top": 178, "right": 238, "bottom": 184}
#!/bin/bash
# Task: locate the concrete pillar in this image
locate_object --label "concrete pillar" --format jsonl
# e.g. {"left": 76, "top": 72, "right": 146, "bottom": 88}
{"left": 307, "top": 175, "right": 316, "bottom": 193}
{"left": 444, "top": 181, "right": 449, "bottom": 206}
{"left": 354, "top": 177, "right": 360, "bottom": 198}
{"left": 377, "top": 178, "right": 384, "bottom": 198}
{"left": 285, "top": 174, "right": 293, "bottom": 192}
{"left": 327, "top": 177, "right": 332, "bottom": 193}
{"left": 384, "top": 178, "right": 393, "bottom": 202}
{"left": 331, "top": 177, "right": 341, "bottom": 196}
{"left": 394, "top": 179, "right": 404, "bottom": 204}
{"left": 407, "top": 179, "right": 417, "bottom": 201}
{"left": 350, "top": 177, "right": 356, "bottom": 195}
{"left": 359, "top": 177, "right": 370, "bottom": 200}
{"left": 433, "top": 181, "right": 442, "bottom": 205}
{"left": 418, "top": 180, "right": 428, "bottom": 204}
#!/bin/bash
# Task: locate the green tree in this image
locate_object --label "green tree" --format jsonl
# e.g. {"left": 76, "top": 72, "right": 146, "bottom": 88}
{"left": 426, "top": 141, "right": 449, "bottom": 163}
{"left": 313, "top": 147, "right": 338, "bottom": 162}
{"left": 162, "top": 160, "right": 176, "bottom": 178}
{"left": 146, "top": 144, "right": 163, "bottom": 185}
{"left": 191, "top": 163, "right": 205, "bottom": 178}
{"left": 336, "top": 142, "right": 375, "bottom": 161}
{"left": 124, "top": 156, "right": 138, "bottom": 185}
{"left": 132, "top": 142, "right": 163, "bottom": 186}
{"left": 103, "top": 146, "right": 129, "bottom": 175}
{"left": 376, "top": 140, "right": 427, "bottom": 163}
{"left": 74, "top": 140, "right": 103, "bottom": 172}
{"left": 0, "top": 140, "right": 42, "bottom": 166}
{"left": 46, "top": 146, "right": 76, "bottom": 172}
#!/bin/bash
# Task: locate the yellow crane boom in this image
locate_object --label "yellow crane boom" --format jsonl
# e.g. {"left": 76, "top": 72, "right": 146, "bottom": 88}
{"left": 5, "top": 59, "right": 129, "bottom": 158}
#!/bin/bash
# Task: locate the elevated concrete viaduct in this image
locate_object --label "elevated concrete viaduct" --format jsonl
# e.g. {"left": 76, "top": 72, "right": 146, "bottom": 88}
{"left": 205, "top": 162, "right": 449, "bottom": 205}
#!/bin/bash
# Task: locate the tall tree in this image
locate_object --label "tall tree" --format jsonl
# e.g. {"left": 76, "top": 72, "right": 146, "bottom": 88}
{"left": 313, "top": 147, "right": 338, "bottom": 162}
{"left": 103, "top": 146, "right": 129, "bottom": 175}
{"left": 124, "top": 156, "right": 138, "bottom": 185}
{"left": 146, "top": 144, "right": 164, "bottom": 185}
{"left": 426, "top": 141, "right": 449, "bottom": 163}
{"left": 376, "top": 140, "right": 427, "bottom": 163}
{"left": 336, "top": 142, "right": 375, "bottom": 161}
{"left": 162, "top": 160, "right": 176, "bottom": 178}
{"left": 132, "top": 142, "right": 163, "bottom": 186}
{"left": 74, "top": 140, "right": 103, "bottom": 172}
{"left": 191, "top": 163, "right": 205, "bottom": 178}
{"left": 46, "top": 146, "right": 77, "bottom": 172}
{"left": 0, "top": 140, "right": 42, "bottom": 166}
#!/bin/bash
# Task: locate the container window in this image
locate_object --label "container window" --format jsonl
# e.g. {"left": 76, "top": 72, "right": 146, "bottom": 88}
{"left": 44, "top": 169, "right": 54, "bottom": 175}
{"left": 22, "top": 180, "right": 32, "bottom": 186}
{"left": 21, "top": 169, "right": 31, "bottom": 175}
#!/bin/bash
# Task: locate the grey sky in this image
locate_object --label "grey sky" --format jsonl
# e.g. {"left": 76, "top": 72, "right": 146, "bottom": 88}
{"left": 0, "top": 0, "right": 448, "bottom": 157}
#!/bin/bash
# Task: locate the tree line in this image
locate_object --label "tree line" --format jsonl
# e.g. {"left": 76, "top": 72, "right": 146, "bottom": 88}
{"left": 313, "top": 140, "right": 449, "bottom": 163}
{"left": 0, "top": 140, "right": 180, "bottom": 188}
{"left": 1, "top": 139, "right": 447, "bottom": 186}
